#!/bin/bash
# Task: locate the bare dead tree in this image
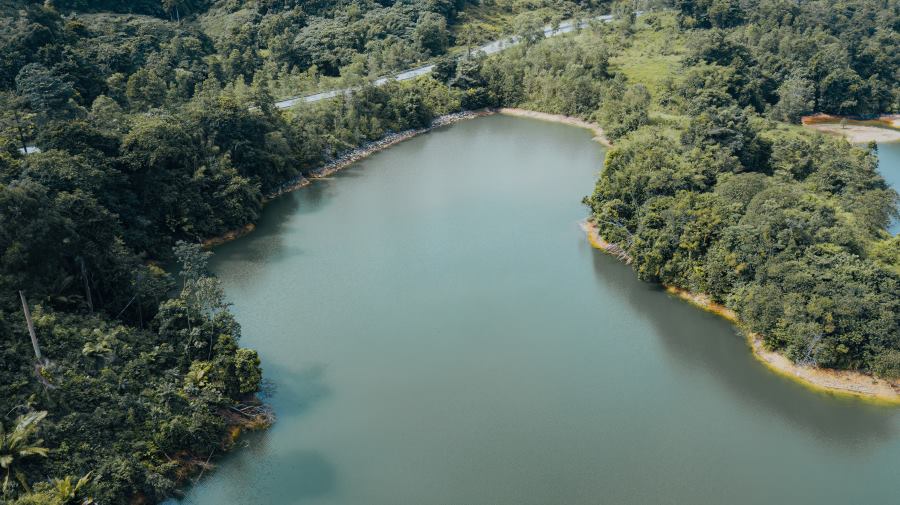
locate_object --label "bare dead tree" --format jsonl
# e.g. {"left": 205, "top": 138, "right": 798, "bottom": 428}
{"left": 79, "top": 257, "right": 93, "bottom": 314}
{"left": 136, "top": 271, "right": 143, "bottom": 329}
{"left": 13, "top": 109, "right": 29, "bottom": 155}
{"left": 798, "top": 332, "right": 823, "bottom": 367}
{"left": 18, "top": 290, "right": 42, "bottom": 361}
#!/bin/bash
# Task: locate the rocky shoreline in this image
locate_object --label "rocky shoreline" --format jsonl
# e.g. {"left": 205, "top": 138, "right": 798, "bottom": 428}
{"left": 306, "top": 111, "right": 490, "bottom": 180}
{"left": 262, "top": 111, "right": 490, "bottom": 202}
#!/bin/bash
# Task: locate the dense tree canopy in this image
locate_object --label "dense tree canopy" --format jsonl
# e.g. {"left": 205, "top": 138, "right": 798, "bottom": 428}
{"left": 0, "top": 0, "right": 898, "bottom": 502}
{"left": 673, "top": 0, "right": 899, "bottom": 116}
{"left": 0, "top": 1, "right": 606, "bottom": 500}
{"left": 428, "top": 4, "right": 899, "bottom": 376}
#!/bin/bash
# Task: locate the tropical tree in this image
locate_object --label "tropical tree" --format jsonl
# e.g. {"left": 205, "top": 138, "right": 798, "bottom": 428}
{"left": 413, "top": 13, "right": 449, "bottom": 56}
{"left": 770, "top": 75, "right": 815, "bottom": 123}
{"left": 52, "top": 472, "right": 95, "bottom": 504}
{"left": 8, "top": 472, "right": 95, "bottom": 505}
{"left": 0, "top": 411, "right": 49, "bottom": 495}
{"left": 597, "top": 81, "right": 652, "bottom": 139}
{"left": 15, "top": 64, "right": 77, "bottom": 122}
{"left": 514, "top": 12, "right": 546, "bottom": 46}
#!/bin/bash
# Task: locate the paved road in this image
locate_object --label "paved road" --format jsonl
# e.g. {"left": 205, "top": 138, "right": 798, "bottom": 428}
{"left": 274, "top": 14, "right": 615, "bottom": 109}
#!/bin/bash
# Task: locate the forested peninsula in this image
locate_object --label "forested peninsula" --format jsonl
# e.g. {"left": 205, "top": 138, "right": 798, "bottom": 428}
{"left": 1, "top": 0, "right": 899, "bottom": 503}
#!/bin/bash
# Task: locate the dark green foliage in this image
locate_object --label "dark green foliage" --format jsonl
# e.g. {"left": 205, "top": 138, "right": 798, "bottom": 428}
{"left": 476, "top": 31, "right": 611, "bottom": 117}
{"left": 195, "top": 0, "right": 471, "bottom": 82}
{"left": 871, "top": 350, "right": 900, "bottom": 380}
{"left": 14, "top": 64, "right": 76, "bottom": 122}
{"left": 588, "top": 125, "right": 900, "bottom": 376}
{"left": 769, "top": 75, "right": 815, "bottom": 123}
{"left": 53, "top": 0, "right": 171, "bottom": 16}
{"left": 414, "top": 12, "right": 451, "bottom": 56}
{"left": 597, "top": 80, "right": 651, "bottom": 140}
{"left": 674, "top": 0, "right": 899, "bottom": 116}
{"left": 1, "top": 0, "right": 898, "bottom": 502}
{"left": 680, "top": 105, "right": 770, "bottom": 172}
{"left": 111, "top": 110, "right": 265, "bottom": 254}
{"left": 589, "top": 0, "right": 899, "bottom": 377}
{"left": 0, "top": 1, "right": 480, "bottom": 498}
{"left": 676, "top": 0, "right": 746, "bottom": 28}
{"left": 186, "top": 93, "right": 299, "bottom": 194}
{"left": 0, "top": 243, "right": 262, "bottom": 503}
{"left": 235, "top": 348, "right": 262, "bottom": 395}
{"left": 35, "top": 120, "right": 120, "bottom": 157}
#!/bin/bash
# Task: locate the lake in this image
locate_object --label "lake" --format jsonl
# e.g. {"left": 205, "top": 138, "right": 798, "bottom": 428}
{"left": 877, "top": 141, "right": 900, "bottom": 233}
{"left": 173, "top": 116, "right": 900, "bottom": 505}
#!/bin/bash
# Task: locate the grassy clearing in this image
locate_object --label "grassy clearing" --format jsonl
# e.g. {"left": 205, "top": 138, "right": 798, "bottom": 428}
{"left": 608, "top": 13, "right": 687, "bottom": 98}
{"left": 451, "top": 1, "right": 514, "bottom": 42}
{"left": 198, "top": 5, "right": 256, "bottom": 42}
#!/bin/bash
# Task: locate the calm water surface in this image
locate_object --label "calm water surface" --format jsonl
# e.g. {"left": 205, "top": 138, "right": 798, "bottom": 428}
{"left": 876, "top": 142, "right": 900, "bottom": 233}
{"left": 175, "top": 116, "right": 900, "bottom": 505}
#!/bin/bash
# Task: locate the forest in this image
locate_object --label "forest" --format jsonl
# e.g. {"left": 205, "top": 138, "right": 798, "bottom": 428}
{"left": 0, "top": 0, "right": 898, "bottom": 503}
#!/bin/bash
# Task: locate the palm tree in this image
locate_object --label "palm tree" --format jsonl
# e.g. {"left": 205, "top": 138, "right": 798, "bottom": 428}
{"left": 53, "top": 472, "right": 95, "bottom": 504}
{"left": 0, "top": 411, "right": 49, "bottom": 495}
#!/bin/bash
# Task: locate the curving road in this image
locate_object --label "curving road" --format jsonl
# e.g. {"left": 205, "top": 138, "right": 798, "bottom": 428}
{"left": 274, "top": 14, "right": 615, "bottom": 109}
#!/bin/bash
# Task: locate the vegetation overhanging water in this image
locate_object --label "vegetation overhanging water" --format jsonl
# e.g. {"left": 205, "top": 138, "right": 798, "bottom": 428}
{"left": 172, "top": 116, "right": 900, "bottom": 505}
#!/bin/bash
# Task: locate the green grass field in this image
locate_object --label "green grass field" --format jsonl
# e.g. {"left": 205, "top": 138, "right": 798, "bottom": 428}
{"left": 608, "top": 13, "right": 687, "bottom": 98}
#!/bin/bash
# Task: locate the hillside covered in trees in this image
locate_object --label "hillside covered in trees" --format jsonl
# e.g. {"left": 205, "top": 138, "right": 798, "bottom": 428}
{"left": 0, "top": 0, "right": 601, "bottom": 502}
{"left": 0, "top": 0, "right": 898, "bottom": 502}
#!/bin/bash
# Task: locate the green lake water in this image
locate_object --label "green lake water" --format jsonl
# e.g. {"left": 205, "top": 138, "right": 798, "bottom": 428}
{"left": 876, "top": 142, "right": 900, "bottom": 233}
{"left": 172, "top": 116, "right": 900, "bottom": 505}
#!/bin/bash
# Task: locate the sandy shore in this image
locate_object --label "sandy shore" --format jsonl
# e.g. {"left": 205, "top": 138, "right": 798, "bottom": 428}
{"left": 804, "top": 123, "right": 900, "bottom": 143}
{"left": 748, "top": 335, "right": 900, "bottom": 403}
{"left": 883, "top": 114, "right": 900, "bottom": 129}
{"left": 580, "top": 220, "right": 631, "bottom": 262}
{"left": 498, "top": 108, "right": 612, "bottom": 146}
{"left": 802, "top": 114, "right": 900, "bottom": 143}
{"left": 582, "top": 219, "right": 900, "bottom": 404}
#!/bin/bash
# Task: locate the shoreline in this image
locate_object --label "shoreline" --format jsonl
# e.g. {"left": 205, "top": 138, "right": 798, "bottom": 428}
{"left": 497, "top": 108, "right": 612, "bottom": 146}
{"left": 581, "top": 219, "right": 900, "bottom": 404}
{"left": 203, "top": 108, "right": 608, "bottom": 247}
{"left": 802, "top": 113, "right": 900, "bottom": 143}
{"left": 202, "top": 223, "right": 257, "bottom": 248}
{"left": 131, "top": 399, "right": 273, "bottom": 503}
{"left": 305, "top": 110, "right": 493, "bottom": 180}
{"left": 200, "top": 111, "right": 899, "bottom": 404}
{"left": 201, "top": 110, "right": 490, "bottom": 247}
